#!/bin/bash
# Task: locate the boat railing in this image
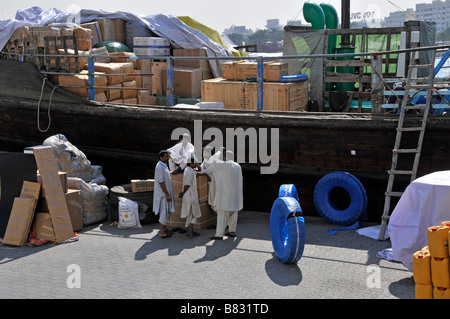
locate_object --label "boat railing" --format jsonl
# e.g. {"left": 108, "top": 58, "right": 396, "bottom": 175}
{"left": 2, "top": 44, "right": 450, "bottom": 113}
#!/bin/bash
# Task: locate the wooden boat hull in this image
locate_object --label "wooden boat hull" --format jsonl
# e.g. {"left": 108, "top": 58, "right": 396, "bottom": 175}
{"left": 1, "top": 95, "right": 449, "bottom": 223}
{"left": 0, "top": 60, "right": 449, "bottom": 223}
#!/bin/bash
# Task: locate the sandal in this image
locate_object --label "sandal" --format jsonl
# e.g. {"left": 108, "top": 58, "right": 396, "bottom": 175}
{"left": 225, "top": 232, "right": 236, "bottom": 237}
{"left": 210, "top": 236, "right": 223, "bottom": 240}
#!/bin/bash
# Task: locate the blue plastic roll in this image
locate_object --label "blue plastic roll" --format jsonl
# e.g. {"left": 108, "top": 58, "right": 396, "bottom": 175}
{"left": 278, "top": 184, "right": 299, "bottom": 202}
{"left": 279, "top": 74, "right": 308, "bottom": 83}
{"left": 270, "top": 197, "right": 306, "bottom": 264}
{"left": 313, "top": 171, "right": 367, "bottom": 226}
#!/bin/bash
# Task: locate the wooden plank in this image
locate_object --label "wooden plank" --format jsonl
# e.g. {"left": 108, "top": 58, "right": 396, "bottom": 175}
{"left": 33, "top": 146, "right": 74, "bottom": 243}
{"left": 324, "top": 74, "right": 371, "bottom": 83}
{"left": 324, "top": 60, "right": 370, "bottom": 67}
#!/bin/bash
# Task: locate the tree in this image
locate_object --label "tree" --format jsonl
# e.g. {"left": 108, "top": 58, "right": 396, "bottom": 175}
{"left": 437, "top": 26, "right": 450, "bottom": 42}
{"left": 227, "top": 33, "right": 246, "bottom": 46}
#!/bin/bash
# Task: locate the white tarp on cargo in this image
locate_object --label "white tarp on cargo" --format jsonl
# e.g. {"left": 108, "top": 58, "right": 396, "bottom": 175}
{"left": 0, "top": 7, "right": 233, "bottom": 77}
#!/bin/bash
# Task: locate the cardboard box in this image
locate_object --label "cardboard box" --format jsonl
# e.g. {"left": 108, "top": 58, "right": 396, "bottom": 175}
{"left": 151, "top": 61, "right": 167, "bottom": 95}
{"left": 173, "top": 67, "right": 202, "bottom": 98}
{"left": 131, "top": 179, "right": 148, "bottom": 192}
{"left": 81, "top": 22, "right": 103, "bottom": 46}
{"left": 2, "top": 181, "right": 41, "bottom": 246}
{"left": 167, "top": 202, "right": 216, "bottom": 229}
{"left": 201, "top": 78, "right": 308, "bottom": 111}
{"left": 29, "top": 26, "right": 60, "bottom": 47}
{"left": 113, "top": 18, "right": 126, "bottom": 43}
{"left": 66, "top": 189, "right": 83, "bottom": 232}
{"left": 98, "top": 18, "right": 116, "bottom": 41}
{"left": 37, "top": 171, "right": 67, "bottom": 198}
{"left": 106, "top": 83, "right": 122, "bottom": 101}
{"left": 133, "top": 37, "right": 170, "bottom": 56}
{"left": 109, "top": 52, "right": 137, "bottom": 69}
{"left": 123, "top": 98, "right": 138, "bottom": 104}
{"left": 121, "top": 80, "right": 137, "bottom": 99}
{"left": 73, "top": 27, "right": 92, "bottom": 51}
{"left": 146, "top": 179, "right": 155, "bottom": 191}
{"left": 221, "top": 61, "right": 288, "bottom": 82}
{"left": 91, "top": 62, "right": 133, "bottom": 85}
{"left": 137, "top": 90, "right": 157, "bottom": 105}
{"left": 173, "top": 48, "right": 211, "bottom": 72}
{"left": 58, "top": 70, "right": 107, "bottom": 98}
{"left": 33, "top": 146, "right": 74, "bottom": 243}
{"left": 170, "top": 173, "right": 208, "bottom": 203}
{"left": 35, "top": 212, "right": 56, "bottom": 241}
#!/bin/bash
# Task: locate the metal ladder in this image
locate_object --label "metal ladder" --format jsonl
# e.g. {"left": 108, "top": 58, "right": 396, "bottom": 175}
{"left": 378, "top": 48, "right": 437, "bottom": 240}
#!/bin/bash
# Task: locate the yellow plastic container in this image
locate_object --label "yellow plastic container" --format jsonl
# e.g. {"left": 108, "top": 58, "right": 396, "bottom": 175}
{"left": 415, "top": 283, "right": 433, "bottom": 299}
{"left": 413, "top": 248, "right": 432, "bottom": 284}
{"left": 431, "top": 257, "right": 450, "bottom": 288}
{"left": 427, "top": 224, "right": 450, "bottom": 258}
{"left": 433, "top": 286, "right": 450, "bottom": 299}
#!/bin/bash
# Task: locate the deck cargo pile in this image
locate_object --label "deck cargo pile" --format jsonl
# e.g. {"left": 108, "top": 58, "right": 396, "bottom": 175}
{"left": 201, "top": 61, "right": 309, "bottom": 111}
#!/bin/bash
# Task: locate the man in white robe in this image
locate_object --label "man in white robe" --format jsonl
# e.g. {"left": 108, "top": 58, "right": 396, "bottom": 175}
{"left": 178, "top": 158, "right": 202, "bottom": 238}
{"left": 209, "top": 150, "right": 243, "bottom": 240}
{"left": 200, "top": 146, "right": 224, "bottom": 211}
{"left": 167, "top": 133, "right": 194, "bottom": 174}
{"left": 153, "top": 150, "right": 176, "bottom": 238}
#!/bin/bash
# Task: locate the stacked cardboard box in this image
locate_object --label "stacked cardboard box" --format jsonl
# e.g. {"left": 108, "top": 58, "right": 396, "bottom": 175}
{"left": 202, "top": 77, "right": 308, "bottom": 112}
{"left": 201, "top": 61, "right": 308, "bottom": 111}
{"left": 167, "top": 173, "right": 215, "bottom": 229}
{"left": 171, "top": 48, "right": 213, "bottom": 98}
{"left": 413, "top": 222, "right": 450, "bottom": 299}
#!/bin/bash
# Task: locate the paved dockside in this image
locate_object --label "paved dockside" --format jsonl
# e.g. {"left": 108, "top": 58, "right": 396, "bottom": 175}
{"left": 0, "top": 211, "right": 414, "bottom": 299}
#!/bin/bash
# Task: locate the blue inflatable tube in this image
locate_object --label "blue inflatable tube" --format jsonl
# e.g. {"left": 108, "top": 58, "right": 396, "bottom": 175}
{"left": 270, "top": 197, "right": 306, "bottom": 264}
{"left": 314, "top": 171, "right": 367, "bottom": 226}
{"left": 280, "top": 74, "right": 308, "bottom": 83}
{"left": 278, "top": 184, "right": 299, "bottom": 202}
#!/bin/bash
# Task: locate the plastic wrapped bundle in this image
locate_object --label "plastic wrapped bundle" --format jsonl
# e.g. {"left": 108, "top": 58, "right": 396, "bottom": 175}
{"left": 67, "top": 177, "right": 108, "bottom": 225}
{"left": 43, "top": 134, "right": 93, "bottom": 183}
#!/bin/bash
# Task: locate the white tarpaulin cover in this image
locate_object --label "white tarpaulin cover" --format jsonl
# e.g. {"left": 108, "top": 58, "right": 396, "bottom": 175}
{"left": 388, "top": 171, "right": 450, "bottom": 270}
{"left": 0, "top": 7, "right": 234, "bottom": 77}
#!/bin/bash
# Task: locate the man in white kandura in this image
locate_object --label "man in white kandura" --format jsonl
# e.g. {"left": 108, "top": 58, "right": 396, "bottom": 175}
{"left": 178, "top": 157, "right": 202, "bottom": 238}
{"left": 167, "top": 133, "right": 194, "bottom": 174}
{"left": 200, "top": 146, "right": 224, "bottom": 212}
{"left": 209, "top": 150, "right": 243, "bottom": 240}
{"left": 153, "top": 150, "right": 176, "bottom": 238}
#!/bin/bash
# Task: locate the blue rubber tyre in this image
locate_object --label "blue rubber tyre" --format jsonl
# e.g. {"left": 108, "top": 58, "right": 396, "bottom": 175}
{"left": 278, "top": 184, "right": 299, "bottom": 202}
{"left": 313, "top": 171, "right": 367, "bottom": 226}
{"left": 270, "top": 197, "right": 306, "bottom": 264}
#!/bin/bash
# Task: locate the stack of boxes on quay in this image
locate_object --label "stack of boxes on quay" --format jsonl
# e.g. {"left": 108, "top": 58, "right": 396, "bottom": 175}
{"left": 2, "top": 17, "right": 308, "bottom": 111}
{"left": 413, "top": 222, "right": 450, "bottom": 299}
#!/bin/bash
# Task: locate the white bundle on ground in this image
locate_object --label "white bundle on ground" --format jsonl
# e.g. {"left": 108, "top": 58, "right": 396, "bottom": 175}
{"left": 67, "top": 177, "right": 108, "bottom": 225}
{"left": 117, "top": 197, "right": 142, "bottom": 229}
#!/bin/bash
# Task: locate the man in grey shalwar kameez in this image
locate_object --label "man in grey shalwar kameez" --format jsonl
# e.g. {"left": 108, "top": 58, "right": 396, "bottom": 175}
{"left": 153, "top": 150, "right": 176, "bottom": 238}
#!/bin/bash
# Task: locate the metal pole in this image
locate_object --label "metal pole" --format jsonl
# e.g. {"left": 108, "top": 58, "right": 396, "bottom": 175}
{"left": 87, "top": 55, "right": 95, "bottom": 101}
{"left": 257, "top": 57, "right": 264, "bottom": 111}
{"left": 341, "top": 0, "right": 351, "bottom": 45}
{"left": 166, "top": 56, "right": 174, "bottom": 107}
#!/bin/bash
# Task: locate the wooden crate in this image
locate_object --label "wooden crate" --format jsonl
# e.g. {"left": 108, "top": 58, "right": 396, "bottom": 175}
{"left": 221, "top": 61, "right": 288, "bottom": 82}
{"left": 201, "top": 78, "right": 308, "bottom": 111}
{"left": 167, "top": 201, "right": 216, "bottom": 230}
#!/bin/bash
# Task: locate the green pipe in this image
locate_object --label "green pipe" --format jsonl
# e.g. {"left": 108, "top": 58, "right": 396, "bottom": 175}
{"left": 320, "top": 3, "right": 339, "bottom": 91}
{"left": 303, "top": 2, "right": 325, "bottom": 30}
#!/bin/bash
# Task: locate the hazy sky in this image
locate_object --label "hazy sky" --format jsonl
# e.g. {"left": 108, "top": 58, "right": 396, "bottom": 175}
{"left": 0, "top": 0, "right": 435, "bottom": 32}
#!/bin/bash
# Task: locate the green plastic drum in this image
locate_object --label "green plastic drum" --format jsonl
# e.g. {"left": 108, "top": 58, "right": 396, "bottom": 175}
{"left": 94, "top": 41, "right": 131, "bottom": 53}
{"left": 336, "top": 45, "right": 355, "bottom": 92}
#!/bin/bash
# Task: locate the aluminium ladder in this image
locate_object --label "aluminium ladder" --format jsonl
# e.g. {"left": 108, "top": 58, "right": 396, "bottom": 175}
{"left": 378, "top": 48, "right": 437, "bottom": 241}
